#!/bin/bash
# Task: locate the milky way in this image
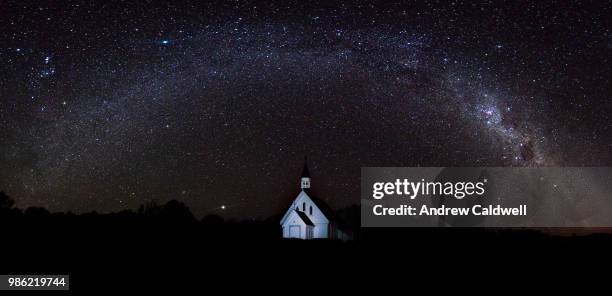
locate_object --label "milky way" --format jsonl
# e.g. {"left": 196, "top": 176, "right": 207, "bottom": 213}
{"left": 0, "top": 1, "right": 610, "bottom": 217}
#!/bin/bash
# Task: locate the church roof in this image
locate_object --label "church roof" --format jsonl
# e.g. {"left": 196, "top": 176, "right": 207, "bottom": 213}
{"left": 295, "top": 210, "right": 314, "bottom": 226}
{"left": 306, "top": 193, "right": 335, "bottom": 221}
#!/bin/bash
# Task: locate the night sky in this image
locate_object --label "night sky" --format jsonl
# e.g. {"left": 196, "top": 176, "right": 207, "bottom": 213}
{"left": 1, "top": 1, "right": 610, "bottom": 218}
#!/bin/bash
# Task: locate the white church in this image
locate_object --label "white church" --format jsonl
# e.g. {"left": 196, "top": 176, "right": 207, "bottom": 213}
{"left": 280, "top": 162, "right": 350, "bottom": 240}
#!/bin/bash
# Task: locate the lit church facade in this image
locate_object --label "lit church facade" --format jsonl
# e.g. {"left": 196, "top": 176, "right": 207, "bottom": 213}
{"left": 279, "top": 162, "right": 349, "bottom": 240}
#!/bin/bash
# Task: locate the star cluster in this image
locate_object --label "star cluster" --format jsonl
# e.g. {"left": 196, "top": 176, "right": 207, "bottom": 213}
{"left": 0, "top": 1, "right": 610, "bottom": 217}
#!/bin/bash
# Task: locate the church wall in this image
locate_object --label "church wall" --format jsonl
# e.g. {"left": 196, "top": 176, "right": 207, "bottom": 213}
{"left": 313, "top": 223, "right": 329, "bottom": 238}
{"left": 281, "top": 212, "right": 308, "bottom": 239}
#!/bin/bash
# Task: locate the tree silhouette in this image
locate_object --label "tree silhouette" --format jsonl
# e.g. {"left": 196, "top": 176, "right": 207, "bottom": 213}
{"left": 24, "top": 206, "right": 51, "bottom": 217}
{"left": 202, "top": 214, "right": 224, "bottom": 226}
{"left": 160, "top": 200, "right": 195, "bottom": 222}
{"left": 0, "top": 191, "right": 15, "bottom": 209}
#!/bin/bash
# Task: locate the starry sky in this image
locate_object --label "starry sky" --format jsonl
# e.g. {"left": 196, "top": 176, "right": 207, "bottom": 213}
{"left": 0, "top": 1, "right": 611, "bottom": 218}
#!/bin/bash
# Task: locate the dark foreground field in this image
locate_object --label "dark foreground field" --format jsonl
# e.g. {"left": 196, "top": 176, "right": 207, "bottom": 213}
{"left": 2, "top": 198, "right": 612, "bottom": 291}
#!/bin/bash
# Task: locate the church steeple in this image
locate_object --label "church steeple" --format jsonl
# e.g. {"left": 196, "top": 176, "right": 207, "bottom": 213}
{"left": 300, "top": 158, "right": 311, "bottom": 190}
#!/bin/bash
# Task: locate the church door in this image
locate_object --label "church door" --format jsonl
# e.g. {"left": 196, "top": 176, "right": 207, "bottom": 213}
{"left": 289, "top": 225, "right": 301, "bottom": 238}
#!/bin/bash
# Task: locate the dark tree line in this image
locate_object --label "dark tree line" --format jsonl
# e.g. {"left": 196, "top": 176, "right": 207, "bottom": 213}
{"left": 0, "top": 191, "right": 360, "bottom": 242}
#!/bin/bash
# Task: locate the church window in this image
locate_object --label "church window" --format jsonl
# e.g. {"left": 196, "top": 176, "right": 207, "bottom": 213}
{"left": 309, "top": 206, "right": 312, "bottom": 215}
{"left": 302, "top": 202, "right": 305, "bottom": 211}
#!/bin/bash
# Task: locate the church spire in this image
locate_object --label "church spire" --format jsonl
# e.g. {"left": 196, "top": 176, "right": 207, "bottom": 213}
{"left": 300, "top": 157, "right": 311, "bottom": 190}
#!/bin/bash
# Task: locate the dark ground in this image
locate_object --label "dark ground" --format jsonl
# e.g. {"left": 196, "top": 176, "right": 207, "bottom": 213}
{"left": 1, "top": 194, "right": 610, "bottom": 292}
